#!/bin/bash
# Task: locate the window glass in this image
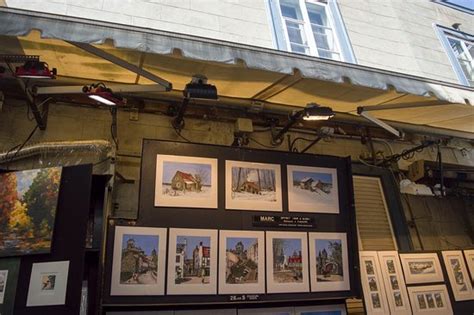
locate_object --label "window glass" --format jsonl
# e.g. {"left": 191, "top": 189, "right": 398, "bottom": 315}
{"left": 306, "top": 2, "right": 340, "bottom": 60}
{"left": 447, "top": 36, "right": 474, "bottom": 86}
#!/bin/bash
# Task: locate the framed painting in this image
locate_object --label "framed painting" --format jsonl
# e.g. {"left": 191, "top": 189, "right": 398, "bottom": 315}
{"left": 167, "top": 228, "right": 218, "bottom": 295}
{"left": 287, "top": 165, "right": 339, "bottom": 214}
{"left": 26, "top": 260, "right": 69, "bottom": 306}
{"left": 0, "top": 167, "right": 62, "bottom": 257}
{"left": 154, "top": 155, "right": 218, "bottom": 209}
{"left": 464, "top": 249, "right": 474, "bottom": 284}
{"left": 407, "top": 285, "right": 452, "bottom": 315}
{"left": 309, "top": 232, "right": 350, "bottom": 292}
{"left": 377, "top": 251, "right": 412, "bottom": 315}
{"left": 359, "top": 251, "right": 390, "bottom": 314}
{"left": 218, "top": 230, "right": 265, "bottom": 294}
{"left": 110, "top": 226, "right": 167, "bottom": 295}
{"left": 441, "top": 250, "right": 474, "bottom": 301}
{"left": 266, "top": 231, "right": 309, "bottom": 293}
{"left": 399, "top": 253, "right": 444, "bottom": 284}
{"left": 225, "top": 160, "right": 282, "bottom": 211}
{"left": 295, "top": 304, "right": 347, "bottom": 315}
{"left": 0, "top": 258, "right": 19, "bottom": 315}
{"left": 239, "top": 307, "right": 294, "bottom": 315}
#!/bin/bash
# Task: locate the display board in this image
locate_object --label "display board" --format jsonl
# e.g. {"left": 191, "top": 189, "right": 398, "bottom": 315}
{"left": 103, "top": 140, "right": 360, "bottom": 307}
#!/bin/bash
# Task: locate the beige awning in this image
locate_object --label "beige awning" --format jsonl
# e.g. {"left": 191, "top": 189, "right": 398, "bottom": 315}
{"left": 0, "top": 7, "right": 473, "bottom": 134}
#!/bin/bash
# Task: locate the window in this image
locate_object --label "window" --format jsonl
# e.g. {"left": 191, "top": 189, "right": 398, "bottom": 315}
{"left": 267, "top": 0, "right": 355, "bottom": 62}
{"left": 433, "top": 0, "right": 474, "bottom": 14}
{"left": 435, "top": 25, "right": 473, "bottom": 86}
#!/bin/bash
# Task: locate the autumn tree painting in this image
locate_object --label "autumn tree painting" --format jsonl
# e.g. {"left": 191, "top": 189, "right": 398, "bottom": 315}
{"left": 0, "top": 167, "right": 62, "bottom": 256}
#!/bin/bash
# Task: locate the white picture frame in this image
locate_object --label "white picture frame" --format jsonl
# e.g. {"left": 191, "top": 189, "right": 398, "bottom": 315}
{"left": 0, "top": 270, "right": 8, "bottom": 304}
{"left": 295, "top": 304, "right": 347, "bottom": 315}
{"left": 463, "top": 249, "right": 474, "bottom": 284}
{"left": 266, "top": 231, "right": 309, "bottom": 293}
{"left": 155, "top": 154, "right": 218, "bottom": 209}
{"left": 359, "top": 251, "right": 390, "bottom": 314}
{"left": 441, "top": 250, "right": 474, "bottom": 301}
{"left": 111, "top": 226, "right": 167, "bottom": 296}
{"left": 287, "top": 165, "right": 339, "bottom": 214}
{"left": 225, "top": 160, "right": 282, "bottom": 211}
{"left": 26, "top": 260, "right": 69, "bottom": 307}
{"left": 167, "top": 228, "right": 218, "bottom": 295}
{"left": 309, "top": 232, "right": 350, "bottom": 292}
{"left": 218, "top": 230, "right": 265, "bottom": 294}
{"left": 399, "top": 253, "right": 444, "bottom": 284}
{"left": 377, "top": 251, "right": 412, "bottom": 315}
{"left": 407, "top": 285, "right": 453, "bottom": 315}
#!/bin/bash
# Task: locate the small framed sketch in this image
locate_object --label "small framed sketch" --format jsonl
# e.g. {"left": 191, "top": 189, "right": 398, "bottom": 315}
{"left": 218, "top": 230, "right": 265, "bottom": 294}
{"left": 359, "top": 251, "right": 390, "bottom": 314}
{"left": 287, "top": 165, "right": 339, "bottom": 213}
{"left": 266, "top": 231, "right": 309, "bottom": 293}
{"left": 309, "top": 232, "right": 349, "bottom": 292}
{"left": 464, "top": 249, "right": 474, "bottom": 283}
{"left": 167, "top": 228, "right": 218, "bottom": 295}
{"left": 295, "top": 304, "right": 347, "bottom": 315}
{"left": 26, "top": 260, "right": 69, "bottom": 306}
{"left": 0, "top": 270, "right": 7, "bottom": 304}
{"left": 111, "top": 226, "right": 167, "bottom": 295}
{"left": 407, "top": 285, "right": 453, "bottom": 315}
{"left": 155, "top": 155, "right": 218, "bottom": 208}
{"left": 377, "top": 251, "right": 411, "bottom": 315}
{"left": 225, "top": 160, "right": 282, "bottom": 211}
{"left": 399, "top": 253, "right": 444, "bottom": 284}
{"left": 442, "top": 250, "right": 474, "bottom": 301}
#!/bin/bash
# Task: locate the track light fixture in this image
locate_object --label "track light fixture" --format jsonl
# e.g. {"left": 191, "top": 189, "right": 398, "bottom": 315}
{"left": 15, "top": 60, "right": 56, "bottom": 79}
{"left": 82, "top": 83, "right": 125, "bottom": 106}
{"left": 172, "top": 75, "right": 218, "bottom": 131}
{"left": 271, "top": 103, "right": 334, "bottom": 145}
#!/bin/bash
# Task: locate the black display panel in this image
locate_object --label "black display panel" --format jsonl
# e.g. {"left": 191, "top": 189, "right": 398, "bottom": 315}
{"left": 103, "top": 140, "right": 360, "bottom": 307}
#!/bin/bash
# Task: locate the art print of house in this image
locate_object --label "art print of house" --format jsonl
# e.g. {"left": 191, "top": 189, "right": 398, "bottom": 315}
{"left": 171, "top": 171, "right": 201, "bottom": 192}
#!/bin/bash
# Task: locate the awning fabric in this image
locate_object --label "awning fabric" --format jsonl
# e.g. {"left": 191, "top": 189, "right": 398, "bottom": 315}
{"left": 0, "top": 7, "right": 473, "bottom": 133}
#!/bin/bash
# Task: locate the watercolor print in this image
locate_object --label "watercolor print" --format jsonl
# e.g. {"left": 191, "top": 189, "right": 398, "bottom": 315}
{"left": 0, "top": 167, "right": 62, "bottom": 257}
{"left": 358, "top": 251, "right": 389, "bottom": 314}
{"left": 399, "top": 253, "right": 444, "bottom": 284}
{"left": 442, "top": 250, "right": 474, "bottom": 301}
{"left": 287, "top": 165, "right": 339, "bottom": 213}
{"left": 26, "top": 261, "right": 69, "bottom": 306}
{"left": 111, "top": 226, "right": 167, "bottom": 295}
{"left": 377, "top": 251, "right": 411, "bottom": 315}
{"left": 464, "top": 249, "right": 474, "bottom": 286}
{"left": 225, "top": 160, "right": 282, "bottom": 211}
{"left": 167, "top": 228, "right": 217, "bottom": 295}
{"left": 266, "top": 231, "right": 309, "bottom": 293}
{"left": 218, "top": 230, "right": 265, "bottom": 294}
{"left": 407, "top": 285, "right": 453, "bottom": 315}
{"left": 309, "top": 232, "right": 350, "bottom": 292}
{"left": 295, "top": 304, "right": 347, "bottom": 315}
{"left": 155, "top": 155, "right": 217, "bottom": 208}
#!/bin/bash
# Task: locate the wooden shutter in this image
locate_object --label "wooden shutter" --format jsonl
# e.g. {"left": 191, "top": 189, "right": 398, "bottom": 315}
{"left": 353, "top": 175, "right": 397, "bottom": 251}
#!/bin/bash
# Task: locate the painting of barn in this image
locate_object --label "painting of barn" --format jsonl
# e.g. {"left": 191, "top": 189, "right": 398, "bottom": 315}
{"left": 171, "top": 171, "right": 201, "bottom": 192}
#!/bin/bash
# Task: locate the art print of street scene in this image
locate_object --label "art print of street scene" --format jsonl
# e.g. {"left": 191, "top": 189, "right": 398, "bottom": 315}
{"left": 291, "top": 170, "right": 334, "bottom": 206}
{"left": 231, "top": 167, "right": 277, "bottom": 202}
{"left": 174, "top": 235, "right": 211, "bottom": 284}
{"left": 316, "top": 239, "right": 343, "bottom": 282}
{"left": 162, "top": 161, "right": 212, "bottom": 198}
{"left": 225, "top": 237, "right": 259, "bottom": 284}
{"left": 450, "top": 258, "right": 468, "bottom": 291}
{"left": 408, "top": 261, "right": 435, "bottom": 274}
{"left": 272, "top": 238, "right": 303, "bottom": 283}
{"left": 0, "top": 167, "right": 61, "bottom": 256}
{"left": 120, "top": 234, "right": 158, "bottom": 284}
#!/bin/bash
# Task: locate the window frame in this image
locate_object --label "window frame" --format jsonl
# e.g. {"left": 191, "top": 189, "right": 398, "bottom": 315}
{"left": 266, "top": 0, "right": 356, "bottom": 63}
{"left": 434, "top": 24, "right": 474, "bottom": 86}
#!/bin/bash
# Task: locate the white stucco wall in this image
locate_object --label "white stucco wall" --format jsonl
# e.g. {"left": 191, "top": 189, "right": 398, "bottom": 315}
{"left": 4, "top": 0, "right": 473, "bottom": 85}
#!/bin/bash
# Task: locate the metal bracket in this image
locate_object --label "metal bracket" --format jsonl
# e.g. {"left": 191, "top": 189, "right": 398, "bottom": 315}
{"left": 66, "top": 41, "right": 172, "bottom": 91}
{"left": 357, "top": 107, "right": 402, "bottom": 138}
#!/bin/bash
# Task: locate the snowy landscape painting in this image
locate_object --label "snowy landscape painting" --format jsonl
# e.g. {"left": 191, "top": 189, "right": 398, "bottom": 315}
{"left": 155, "top": 155, "right": 217, "bottom": 208}
{"left": 225, "top": 161, "right": 282, "bottom": 211}
{"left": 287, "top": 165, "right": 339, "bottom": 213}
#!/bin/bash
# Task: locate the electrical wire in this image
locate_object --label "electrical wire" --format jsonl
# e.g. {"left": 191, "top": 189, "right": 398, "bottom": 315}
{"left": 172, "top": 126, "right": 192, "bottom": 143}
{"left": 248, "top": 137, "right": 277, "bottom": 149}
{"left": 7, "top": 123, "right": 39, "bottom": 166}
